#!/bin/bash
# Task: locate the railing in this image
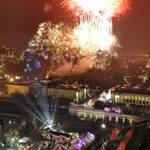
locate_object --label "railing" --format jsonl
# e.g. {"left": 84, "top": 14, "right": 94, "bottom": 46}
{"left": 69, "top": 106, "right": 144, "bottom": 122}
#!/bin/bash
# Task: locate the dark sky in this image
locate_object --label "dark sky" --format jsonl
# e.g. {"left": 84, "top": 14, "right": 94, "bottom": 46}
{"left": 0, "top": 0, "right": 150, "bottom": 54}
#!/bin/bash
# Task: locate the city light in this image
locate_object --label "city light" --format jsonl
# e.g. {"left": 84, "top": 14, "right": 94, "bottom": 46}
{"left": 18, "top": 137, "right": 29, "bottom": 144}
{"left": 101, "top": 123, "right": 106, "bottom": 129}
{"left": 9, "top": 78, "right": 14, "bottom": 82}
{"left": 44, "top": 119, "right": 54, "bottom": 129}
{"left": 15, "top": 76, "right": 21, "bottom": 80}
{"left": 4, "top": 74, "right": 8, "bottom": 78}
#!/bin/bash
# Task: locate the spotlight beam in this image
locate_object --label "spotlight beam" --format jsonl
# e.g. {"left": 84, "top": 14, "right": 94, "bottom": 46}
{"left": 14, "top": 99, "right": 45, "bottom": 123}
{"left": 25, "top": 96, "right": 47, "bottom": 123}
{"left": 52, "top": 98, "right": 58, "bottom": 123}
{"left": 37, "top": 95, "right": 51, "bottom": 124}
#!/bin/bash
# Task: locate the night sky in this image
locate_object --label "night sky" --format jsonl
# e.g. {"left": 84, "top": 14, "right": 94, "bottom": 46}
{"left": 0, "top": 0, "right": 150, "bottom": 54}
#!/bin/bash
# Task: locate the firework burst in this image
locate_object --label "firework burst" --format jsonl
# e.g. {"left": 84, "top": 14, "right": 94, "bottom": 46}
{"left": 61, "top": 0, "right": 129, "bottom": 16}
{"left": 61, "top": 0, "right": 129, "bottom": 52}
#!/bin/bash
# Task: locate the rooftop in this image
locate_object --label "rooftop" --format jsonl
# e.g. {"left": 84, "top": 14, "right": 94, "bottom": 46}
{"left": 112, "top": 83, "right": 150, "bottom": 95}
{"left": 6, "top": 79, "right": 89, "bottom": 90}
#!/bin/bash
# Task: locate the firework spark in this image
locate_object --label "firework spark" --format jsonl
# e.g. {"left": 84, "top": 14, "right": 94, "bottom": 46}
{"left": 73, "top": 15, "right": 117, "bottom": 51}
{"left": 61, "top": 0, "right": 129, "bottom": 52}
{"left": 61, "top": 0, "right": 129, "bottom": 16}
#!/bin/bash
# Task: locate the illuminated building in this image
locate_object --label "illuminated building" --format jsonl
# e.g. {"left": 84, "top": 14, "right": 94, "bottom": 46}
{"left": 6, "top": 83, "right": 29, "bottom": 95}
{"left": 111, "top": 84, "right": 150, "bottom": 106}
{"left": 31, "top": 80, "right": 89, "bottom": 103}
{"left": 6, "top": 80, "right": 89, "bottom": 103}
